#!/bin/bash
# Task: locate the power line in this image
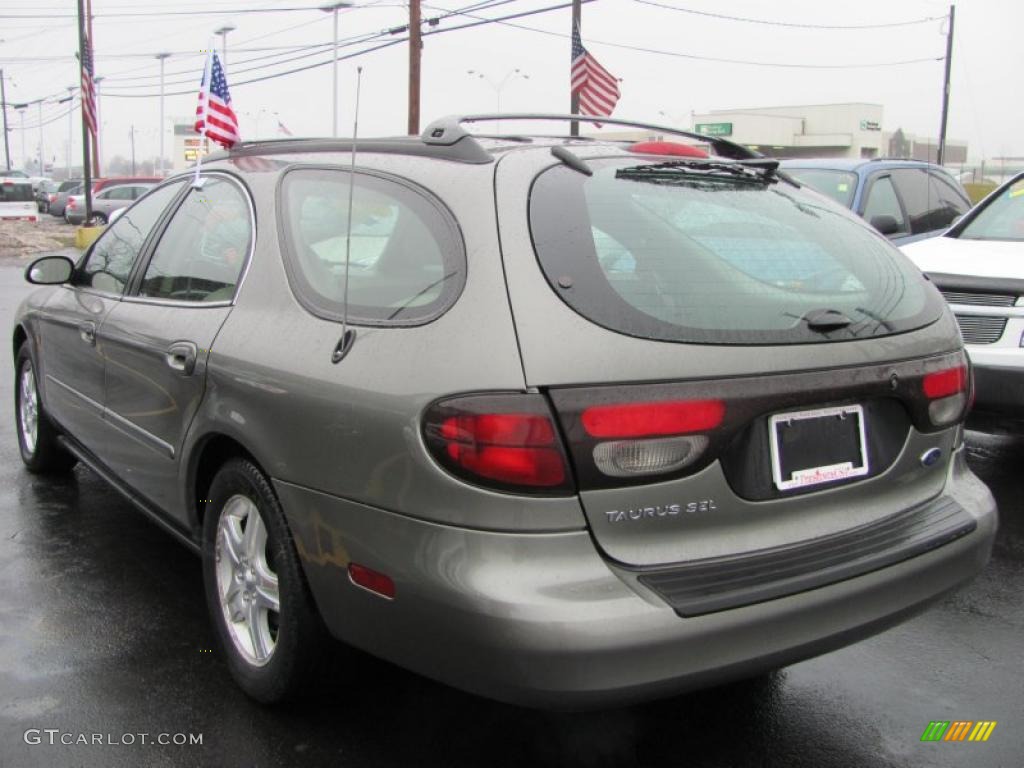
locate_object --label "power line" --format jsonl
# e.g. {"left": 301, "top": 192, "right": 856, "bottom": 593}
{"left": 100, "top": 0, "right": 587, "bottom": 98}
{"left": 632, "top": 0, "right": 945, "bottom": 30}
{"left": 427, "top": 3, "right": 946, "bottom": 69}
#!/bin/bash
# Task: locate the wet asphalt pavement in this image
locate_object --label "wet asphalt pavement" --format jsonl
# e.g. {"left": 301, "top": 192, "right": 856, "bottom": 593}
{"left": 0, "top": 263, "right": 1021, "bottom": 768}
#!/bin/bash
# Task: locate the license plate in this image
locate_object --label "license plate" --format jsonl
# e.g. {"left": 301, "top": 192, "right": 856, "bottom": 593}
{"left": 769, "top": 405, "right": 869, "bottom": 491}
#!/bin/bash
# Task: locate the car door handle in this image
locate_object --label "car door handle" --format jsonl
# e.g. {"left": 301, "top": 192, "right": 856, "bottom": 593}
{"left": 78, "top": 321, "right": 96, "bottom": 346}
{"left": 165, "top": 341, "right": 198, "bottom": 375}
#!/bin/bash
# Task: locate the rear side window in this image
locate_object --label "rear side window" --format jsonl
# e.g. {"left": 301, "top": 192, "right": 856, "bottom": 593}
{"left": 78, "top": 181, "right": 185, "bottom": 293}
{"left": 530, "top": 160, "right": 941, "bottom": 345}
{"left": 279, "top": 168, "right": 464, "bottom": 326}
{"left": 890, "top": 168, "right": 967, "bottom": 235}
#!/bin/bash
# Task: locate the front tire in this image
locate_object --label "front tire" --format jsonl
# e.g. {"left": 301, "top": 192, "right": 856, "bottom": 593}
{"left": 202, "top": 457, "right": 329, "bottom": 703}
{"left": 15, "top": 343, "right": 76, "bottom": 474}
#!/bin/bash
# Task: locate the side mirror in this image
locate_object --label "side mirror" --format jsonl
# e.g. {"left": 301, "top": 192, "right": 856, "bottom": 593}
{"left": 108, "top": 207, "right": 125, "bottom": 224}
{"left": 869, "top": 214, "right": 901, "bottom": 236}
{"left": 25, "top": 255, "right": 75, "bottom": 285}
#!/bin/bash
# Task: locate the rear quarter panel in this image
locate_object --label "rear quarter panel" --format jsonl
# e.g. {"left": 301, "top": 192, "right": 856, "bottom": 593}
{"left": 182, "top": 155, "right": 586, "bottom": 532}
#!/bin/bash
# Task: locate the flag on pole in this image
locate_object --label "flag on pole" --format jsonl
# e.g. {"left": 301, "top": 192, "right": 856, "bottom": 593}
{"left": 570, "top": 21, "right": 620, "bottom": 120}
{"left": 80, "top": 30, "right": 98, "bottom": 136}
{"left": 277, "top": 119, "right": 293, "bottom": 137}
{"left": 195, "top": 50, "right": 240, "bottom": 149}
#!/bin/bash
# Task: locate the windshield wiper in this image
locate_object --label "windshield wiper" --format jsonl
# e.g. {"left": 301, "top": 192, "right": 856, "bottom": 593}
{"left": 615, "top": 159, "right": 778, "bottom": 186}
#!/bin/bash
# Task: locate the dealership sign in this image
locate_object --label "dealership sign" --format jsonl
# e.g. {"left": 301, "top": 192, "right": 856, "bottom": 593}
{"left": 695, "top": 122, "right": 733, "bottom": 137}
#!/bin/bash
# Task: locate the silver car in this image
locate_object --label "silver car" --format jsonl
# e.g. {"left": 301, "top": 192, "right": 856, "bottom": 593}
{"left": 13, "top": 115, "right": 997, "bottom": 708}
{"left": 65, "top": 181, "right": 156, "bottom": 225}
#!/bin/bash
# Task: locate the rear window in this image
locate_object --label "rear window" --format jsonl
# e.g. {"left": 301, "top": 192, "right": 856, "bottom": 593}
{"left": 278, "top": 168, "right": 465, "bottom": 326}
{"left": 784, "top": 168, "right": 858, "bottom": 208}
{"left": 0, "top": 182, "right": 34, "bottom": 202}
{"left": 530, "top": 159, "right": 941, "bottom": 345}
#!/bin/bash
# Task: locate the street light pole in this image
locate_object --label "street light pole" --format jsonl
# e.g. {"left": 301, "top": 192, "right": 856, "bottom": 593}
{"left": 156, "top": 52, "right": 170, "bottom": 176}
{"left": 214, "top": 25, "right": 236, "bottom": 66}
{"left": 37, "top": 99, "right": 44, "bottom": 176}
{"left": 320, "top": 2, "right": 353, "bottom": 138}
{"left": 60, "top": 87, "right": 75, "bottom": 178}
{"left": 0, "top": 69, "right": 10, "bottom": 170}
{"left": 467, "top": 68, "right": 529, "bottom": 131}
{"left": 16, "top": 106, "right": 26, "bottom": 170}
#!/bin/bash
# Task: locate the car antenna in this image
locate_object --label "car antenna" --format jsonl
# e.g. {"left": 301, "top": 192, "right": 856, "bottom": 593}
{"left": 332, "top": 66, "right": 362, "bottom": 365}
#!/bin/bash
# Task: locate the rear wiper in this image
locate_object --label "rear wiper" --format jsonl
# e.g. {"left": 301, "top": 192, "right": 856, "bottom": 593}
{"left": 615, "top": 159, "right": 778, "bottom": 186}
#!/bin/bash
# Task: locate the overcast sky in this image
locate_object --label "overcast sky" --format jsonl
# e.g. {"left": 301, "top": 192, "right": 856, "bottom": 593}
{"left": 0, "top": 0, "right": 1019, "bottom": 170}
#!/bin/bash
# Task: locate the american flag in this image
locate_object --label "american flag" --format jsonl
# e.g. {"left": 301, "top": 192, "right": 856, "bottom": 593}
{"left": 570, "top": 21, "right": 620, "bottom": 119}
{"left": 277, "top": 119, "right": 293, "bottom": 137}
{"left": 195, "top": 50, "right": 240, "bottom": 149}
{"left": 80, "top": 30, "right": 98, "bottom": 136}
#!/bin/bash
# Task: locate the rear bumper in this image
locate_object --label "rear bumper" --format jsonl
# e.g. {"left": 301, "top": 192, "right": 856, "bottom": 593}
{"left": 275, "top": 449, "right": 996, "bottom": 709}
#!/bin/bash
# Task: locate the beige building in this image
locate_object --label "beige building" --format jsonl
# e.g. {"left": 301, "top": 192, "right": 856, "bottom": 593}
{"left": 630, "top": 103, "right": 970, "bottom": 163}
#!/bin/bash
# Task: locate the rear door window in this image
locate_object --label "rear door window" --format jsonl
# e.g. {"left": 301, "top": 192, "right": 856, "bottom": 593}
{"left": 530, "top": 159, "right": 940, "bottom": 345}
{"left": 138, "top": 177, "right": 252, "bottom": 303}
{"left": 278, "top": 168, "right": 465, "bottom": 326}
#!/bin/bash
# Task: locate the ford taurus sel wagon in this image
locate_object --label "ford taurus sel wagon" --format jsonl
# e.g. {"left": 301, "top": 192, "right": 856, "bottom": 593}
{"left": 13, "top": 115, "right": 997, "bottom": 708}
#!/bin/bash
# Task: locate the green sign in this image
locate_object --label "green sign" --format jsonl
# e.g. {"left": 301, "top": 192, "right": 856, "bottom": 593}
{"left": 695, "top": 122, "right": 733, "bottom": 137}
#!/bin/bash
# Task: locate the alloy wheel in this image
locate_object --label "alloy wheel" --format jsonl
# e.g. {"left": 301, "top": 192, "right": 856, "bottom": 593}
{"left": 214, "top": 495, "right": 280, "bottom": 666}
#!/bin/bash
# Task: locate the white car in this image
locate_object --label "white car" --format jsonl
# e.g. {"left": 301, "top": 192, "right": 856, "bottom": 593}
{"left": 902, "top": 172, "right": 1024, "bottom": 432}
{"left": 0, "top": 178, "right": 38, "bottom": 223}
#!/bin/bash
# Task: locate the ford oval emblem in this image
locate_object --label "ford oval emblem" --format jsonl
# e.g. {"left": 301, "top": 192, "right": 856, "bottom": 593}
{"left": 920, "top": 447, "right": 942, "bottom": 467}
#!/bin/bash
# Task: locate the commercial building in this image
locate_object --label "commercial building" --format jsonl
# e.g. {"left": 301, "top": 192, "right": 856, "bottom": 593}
{"left": 172, "top": 123, "right": 212, "bottom": 172}
{"left": 689, "top": 103, "right": 966, "bottom": 163}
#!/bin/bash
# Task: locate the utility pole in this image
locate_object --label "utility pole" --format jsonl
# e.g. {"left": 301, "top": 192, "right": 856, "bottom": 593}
{"left": 156, "top": 52, "right": 170, "bottom": 175}
{"left": 77, "top": 0, "right": 93, "bottom": 221}
{"left": 0, "top": 69, "right": 10, "bottom": 170}
{"left": 129, "top": 124, "right": 136, "bottom": 174}
{"left": 408, "top": 0, "right": 421, "bottom": 135}
{"left": 87, "top": 0, "right": 99, "bottom": 179}
{"left": 570, "top": 0, "right": 581, "bottom": 136}
{"left": 937, "top": 4, "right": 955, "bottom": 166}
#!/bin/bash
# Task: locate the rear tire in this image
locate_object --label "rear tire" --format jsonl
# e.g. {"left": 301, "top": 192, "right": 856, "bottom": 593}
{"left": 92, "top": 213, "right": 108, "bottom": 225}
{"left": 202, "top": 457, "right": 329, "bottom": 703}
{"left": 15, "top": 343, "right": 76, "bottom": 474}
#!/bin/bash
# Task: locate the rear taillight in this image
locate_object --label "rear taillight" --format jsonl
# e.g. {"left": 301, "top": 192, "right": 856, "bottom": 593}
{"left": 922, "top": 363, "right": 969, "bottom": 426}
{"left": 423, "top": 394, "right": 574, "bottom": 495}
{"left": 67, "top": 198, "right": 76, "bottom": 209}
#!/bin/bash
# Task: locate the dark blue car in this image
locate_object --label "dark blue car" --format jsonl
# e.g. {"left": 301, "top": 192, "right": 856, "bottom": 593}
{"left": 780, "top": 158, "right": 971, "bottom": 245}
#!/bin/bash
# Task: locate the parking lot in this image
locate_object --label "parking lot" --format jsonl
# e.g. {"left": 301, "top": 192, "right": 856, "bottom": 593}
{"left": 0, "top": 260, "right": 1019, "bottom": 767}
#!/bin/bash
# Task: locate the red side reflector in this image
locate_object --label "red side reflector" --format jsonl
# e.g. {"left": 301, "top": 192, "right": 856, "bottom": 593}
{"left": 348, "top": 563, "right": 395, "bottom": 599}
{"left": 629, "top": 141, "right": 709, "bottom": 158}
{"left": 582, "top": 400, "right": 725, "bottom": 438}
{"left": 923, "top": 366, "right": 967, "bottom": 399}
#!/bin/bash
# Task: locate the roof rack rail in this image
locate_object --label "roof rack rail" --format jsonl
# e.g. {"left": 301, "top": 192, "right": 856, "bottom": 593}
{"left": 205, "top": 135, "right": 494, "bottom": 165}
{"left": 421, "top": 114, "right": 760, "bottom": 161}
